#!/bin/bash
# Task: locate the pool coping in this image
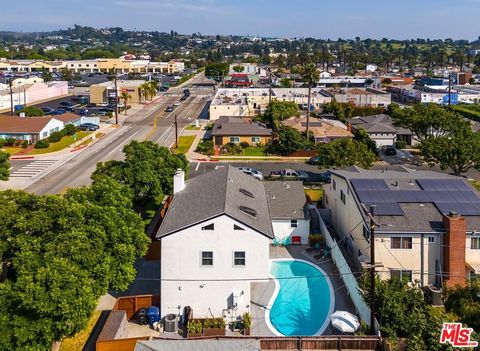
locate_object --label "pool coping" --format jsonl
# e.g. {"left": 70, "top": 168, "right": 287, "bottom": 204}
{"left": 265, "top": 258, "right": 335, "bottom": 337}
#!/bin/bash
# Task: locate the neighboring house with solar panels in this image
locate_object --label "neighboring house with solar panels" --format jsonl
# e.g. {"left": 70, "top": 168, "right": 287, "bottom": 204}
{"left": 154, "top": 166, "right": 309, "bottom": 321}
{"left": 323, "top": 166, "right": 480, "bottom": 287}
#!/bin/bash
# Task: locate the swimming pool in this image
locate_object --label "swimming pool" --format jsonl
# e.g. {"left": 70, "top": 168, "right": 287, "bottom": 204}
{"left": 266, "top": 259, "right": 334, "bottom": 336}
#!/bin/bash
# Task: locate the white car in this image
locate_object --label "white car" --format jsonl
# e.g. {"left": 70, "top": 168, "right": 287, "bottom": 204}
{"left": 173, "top": 101, "right": 181, "bottom": 106}
{"left": 238, "top": 167, "right": 263, "bottom": 180}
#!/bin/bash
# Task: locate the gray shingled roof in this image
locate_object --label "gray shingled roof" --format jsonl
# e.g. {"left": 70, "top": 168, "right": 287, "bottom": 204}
{"left": 331, "top": 167, "right": 480, "bottom": 232}
{"left": 135, "top": 339, "right": 260, "bottom": 351}
{"left": 264, "top": 181, "right": 308, "bottom": 220}
{"left": 155, "top": 166, "right": 274, "bottom": 239}
{"left": 349, "top": 114, "right": 412, "bottom": 135}
{"left": 211, "top": 116, "right": 273, "bottom": 137}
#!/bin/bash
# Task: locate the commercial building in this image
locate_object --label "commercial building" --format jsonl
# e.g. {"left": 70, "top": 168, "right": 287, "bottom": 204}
{"left": 324, "top": 167, "right": 480, "bottom": 287}
{"left": 155, "top": 167, "right": 309, "bottom": 320}
{"left": 210, "top": 116, "right": 273, "bottom": 146}
{"left": 0, "top": 81, "right": 68, "bottom": 112}
{"left": 332, "top": 88, "right": 391, "bottom": 107}
{"left": 89, "top": 80, "right": 145, "bottom": 104}
{"left": 0, "top": 58, "right": 185, "bottom": 74}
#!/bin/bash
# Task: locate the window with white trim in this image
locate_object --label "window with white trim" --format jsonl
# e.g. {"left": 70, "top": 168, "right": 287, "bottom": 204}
{"left": 391, "top": 237, "right": 413, "bottom": 249}
{"left": 201, "top": 251, "right": 213, "bottom": 266}
{"left": 229, "top": 136, "right": 240, "bottom": 143}
{"left": 390, "top": 269, "right": 412, "bottom": 282}
{"left": 233, "top": 251, "right": 246, "bottom": 266}
{"left": 251, "top": 137, "right": 261, "bottom": 143}
{"left": 428, "top": 236, "right": 435, "bottom": 244}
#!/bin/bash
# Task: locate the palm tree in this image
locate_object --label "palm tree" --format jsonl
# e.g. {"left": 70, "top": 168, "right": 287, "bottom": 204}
{"left": 120, "top": 91, "right": 132, "bottom": 115}
{"left": 299, "top": 63, "right": 320, "bottom": 139}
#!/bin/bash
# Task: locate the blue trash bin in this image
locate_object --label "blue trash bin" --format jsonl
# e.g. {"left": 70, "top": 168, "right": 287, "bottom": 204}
{"left": 146, "top": 306, "right": 160, "bottom": 326}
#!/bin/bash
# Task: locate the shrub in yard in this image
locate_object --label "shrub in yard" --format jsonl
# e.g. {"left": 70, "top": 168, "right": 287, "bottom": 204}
{"left": 0, "top": 138, "right": 5, "bottom": 148}
{"left": 35, "top": 140, "right": 50, "bottom": 149}
{"left": 5, "top": 138, "right": 16, "bottom": 146}
{"left": 395, "top": 140, "right": 407, "bottom": 149}
{"left": 195, "top": 140, "right": 214, "bottom": 155}
{"left": 48, "top": 130, "right": 67, "bottom": 143}
{"left": 21, "top": 140, "right": 29, "bottom": 148}
{"left": 64, "top": 123, "right": 78, "bottom": 136}
{"left": 239, "top": 141, "right": 250, "bottom": 149}
{"left": 221, "top": 142, "right": 243, "bottom": 155}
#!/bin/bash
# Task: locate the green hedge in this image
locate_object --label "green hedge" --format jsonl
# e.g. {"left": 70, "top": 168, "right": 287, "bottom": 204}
{"left": 452, "top": 105, "right": 480, "bottom": 122}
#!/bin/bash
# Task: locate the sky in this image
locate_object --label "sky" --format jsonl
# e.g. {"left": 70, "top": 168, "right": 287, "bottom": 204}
{"left": 2, "top": 0, "right": 480, "bottom": 40}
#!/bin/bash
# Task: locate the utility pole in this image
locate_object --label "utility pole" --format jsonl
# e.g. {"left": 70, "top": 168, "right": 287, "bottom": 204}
{"left": 448, "top": 72, "right": 452, "bottom": 106}
{"left": 9, "top": 79, "right": 13, "bottom": 115}
{"left": 113, "top": 65, "right": 119, "bottom": 125}
{"left": 369, "top": 205, "right": 376, "bottom": 336}
{"left": 268, "top": 68, "right": 272, "bottom": 105}
{"left": 174, "top": 114, "right": 178, "bottom": 149}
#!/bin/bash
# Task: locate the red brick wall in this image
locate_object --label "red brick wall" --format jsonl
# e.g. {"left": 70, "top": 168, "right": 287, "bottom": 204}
{"left": 443, "top": 214, "right": 467, "bottom": 287}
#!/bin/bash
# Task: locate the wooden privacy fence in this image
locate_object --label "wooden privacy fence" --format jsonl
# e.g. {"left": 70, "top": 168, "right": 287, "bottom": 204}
{"left": 259, "top": 336, "right": 381, "bottom": 350}
{"left": 97, "top": 337, "right": 149, "bottom": 351}
{"left": 113, "top": 294, "right": 160, "bottom": 320}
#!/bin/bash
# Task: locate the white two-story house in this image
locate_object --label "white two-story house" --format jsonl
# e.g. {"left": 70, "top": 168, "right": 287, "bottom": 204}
{"left": 323, "top": 166, "right": 480, "bottom": 288}
{"left": 155, "top": 167, "right": 309, "bottom": 321}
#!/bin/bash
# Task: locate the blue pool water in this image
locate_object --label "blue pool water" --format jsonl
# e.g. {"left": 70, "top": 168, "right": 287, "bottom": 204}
{"left": 267, "top": 259, "right": 333, "bottom": 336}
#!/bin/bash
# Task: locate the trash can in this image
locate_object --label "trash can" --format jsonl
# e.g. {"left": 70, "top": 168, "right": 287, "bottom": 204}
{"left": 146, "top": 306, "right": 160, "bottom": 326}
{"left": 137, "top": 308, "right": 148, "bottom": 325}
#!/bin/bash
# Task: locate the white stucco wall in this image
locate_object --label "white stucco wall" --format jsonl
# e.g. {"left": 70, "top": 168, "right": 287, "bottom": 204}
{"left": 368, "top": 132, "right": 396, "bottom": 147}
{"left": 160, "top": 215, "right": 270, "bottom": 320}
{"left": 271, "top": 219, "right": 310, "bottom": 244}
{"left": 39, "top": 118, "right": 65, "bottom": 140}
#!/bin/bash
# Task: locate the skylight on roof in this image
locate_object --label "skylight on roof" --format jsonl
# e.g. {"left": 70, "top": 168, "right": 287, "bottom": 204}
{"left": 239, "top": 188, "right": 254, "bottom": 198}
{"left": 240, "top": 206, "right": 257, "bottom": 218}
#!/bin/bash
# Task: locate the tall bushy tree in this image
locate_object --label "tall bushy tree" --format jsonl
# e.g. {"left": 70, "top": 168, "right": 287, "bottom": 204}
{"left": 315, "top": 138, "right": 376, "bottom": 169}
{"left": 267, "top": 125, "right": 312, "bottom": 156}
{"left": 0, "top": 151, "right": 9, "bottom": 181}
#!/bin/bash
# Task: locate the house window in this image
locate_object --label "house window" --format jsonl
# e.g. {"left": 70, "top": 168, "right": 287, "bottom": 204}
{"left": 340, "top": 190, "right": 346, "bottom": 204}
{"left": 472, "top": 237, "right": 480, "bottom": 250}
{"left": 391, "top": 237, "right": 413, "bottom": 249}
{"left": 234, "top": 224, "right": 245, "bottom": 231}
{"left": 428, "top": 236, "right": 435, "bottom": 244}
{"left": 290, "top": 220, "right": 298, "bottom": 228}
{"left": 251, "top": 137, "right": 261, "bottom": 143}
{"left": 233, "top": 251, "right": 246, "bottom": 266}
{"left": 201, "top": 251, "right": 213, "bottom": 266}
{"left": 42, "top": 132, "right": 48, "bottom": 138}
{"left": 201, "top": 223, "right": 214, "bottom": 231}
{"left": 229, "top": 136, "right": 240, "bottom": 143}
{"left": 390, "top": 269, "right": 412, "bottom": 282}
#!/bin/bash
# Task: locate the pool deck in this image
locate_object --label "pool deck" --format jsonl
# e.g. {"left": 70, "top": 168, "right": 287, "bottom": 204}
{"left": 250, "top": 245, "right": 356, "bottom": 336}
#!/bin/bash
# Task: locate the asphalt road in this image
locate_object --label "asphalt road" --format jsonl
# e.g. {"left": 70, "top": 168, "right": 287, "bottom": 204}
{"left": 24, "top": 74, "right": 214, "bottom": 195}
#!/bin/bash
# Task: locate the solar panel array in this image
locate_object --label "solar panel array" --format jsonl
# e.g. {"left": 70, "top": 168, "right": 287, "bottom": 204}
{"left": 350, "top": 178, "right": 480, "bottom": 216}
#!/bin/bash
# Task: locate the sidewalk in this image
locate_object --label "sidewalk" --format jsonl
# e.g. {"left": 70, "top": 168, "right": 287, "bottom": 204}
{"left": 183, "top": 125, "right": 209, "bottom": 160}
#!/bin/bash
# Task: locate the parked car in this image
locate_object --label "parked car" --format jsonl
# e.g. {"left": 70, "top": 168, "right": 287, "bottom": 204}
{"left": 165, "top": 106, "right": 175, "bottom": 112}
{"left": 270, "top": 169, "right": 309, "bottom": 181}
{"left": 307, "top": 156, "right": 320, "bottom": 165}
{"left": 79, "top": 123, "right": 99, "bottom": 131}
{"left": 59, "top": 101, "right": 73, "bottom": 107}
{"left": 384, "top": 146, "right": 397, "bottom": 156}
{"left": 41, "top": 107, "right": 54, "bottom": 114}
{"left": 79, "top": 109, "right": 89, "bottom": 116}
{"left": 173, "top": 101, "right": 181, "bottom": 106}
{"left": 180, "top": 95, "right": 189, "bottom": 101}
{"left": 318, "top": 171, "right": 332, "bottom": 183}
{"left": 238, "top": 167, "right": 263, "bottom": 180}
{"left": 52, "top": 108, "right": 66, "bottom": 115}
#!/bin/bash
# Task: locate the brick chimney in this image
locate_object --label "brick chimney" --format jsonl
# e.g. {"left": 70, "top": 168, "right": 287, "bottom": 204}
{"left": 443, "top": 212, "right": 467, "bottom": 288}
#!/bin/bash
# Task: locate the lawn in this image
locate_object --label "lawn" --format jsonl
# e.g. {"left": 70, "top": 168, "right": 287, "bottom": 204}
{"left": 185, "top": 125, "right": 201, "bottom": 131}
{"left": 29, "top": 132, "right": 91, "bottom": 155}
{"left": 59, "top": 310, "right": 101, "bottom": 351}
{"left": 1, "top": 147, "right": 23, "bottom": 156}
{"left": 171, "top": 135, "right": 196, "bottom": 154}
{"left": 242, "top": 147, "right": 267, "bottom": 156}
{"left": 304, "top": 188, "right": 324, "bottom": 202}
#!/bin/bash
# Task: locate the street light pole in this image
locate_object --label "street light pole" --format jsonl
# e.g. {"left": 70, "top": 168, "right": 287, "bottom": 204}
{"left": 9, "top": 78, "right": 13, "bottom": 115}
{"left": 174, "top": 114, "right": 178, "bottom": 149}
{"left": 369, "top": 205, "right": 376, "bottom": 335}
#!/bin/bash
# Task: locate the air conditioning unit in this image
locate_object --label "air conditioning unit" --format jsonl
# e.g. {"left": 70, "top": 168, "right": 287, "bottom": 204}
{"left": 425, "top": 285, "right": 443, "bottom": 306}
{"left": 164, "top": 314, "right": 178, "bottom": 333}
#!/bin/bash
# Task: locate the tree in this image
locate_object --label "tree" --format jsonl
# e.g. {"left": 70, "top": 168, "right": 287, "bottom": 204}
{"left": 279, "top": 77, "right": 292, "bottom": 88}
{"left": 315, "top": 138, "right": 376, "bottom": 169}
{"left": 420, "top": 130, "right": 480, "bottom": 176}
{"left": 120, "top": 91, "right": 132, "bottom": 115}
{"left": 263, "top": 100, "right": 299, "bottom": 127}
{"left": 0, "top": 151, "right": 10, "bottom": 181}
{"left": 59, "top": 67, "right": 74, "bottom": 82}
{"left": 15, "top": 106, "right": 44, "bottom": 117}
{"left": 267, "top": 125, "right": 312, "bottom": 156}
{"left": 444, "top": 279, "right": 480, "bottom": 330}
{"left": 299, "top": 63, "right": 320, "bottom": 138}
{"left": 0, "top": 180, "right": 149, "bottom": 350}
{"left": 205, "top": 63, "right": 228, "bottom": 81}
{"left": 92, "top": 141, "right": 189, "bottom": 205}
{"left": 353, "top": 128, "right": 377, "bottom": 153}
{"left": 41, "top": 68, "right": 53, "bottom": 82}
{"left": 391, "top": 103, "right": 471, "bottom": 143}
{"left": 232, "top": 65, "right": 245, "bottom": 73}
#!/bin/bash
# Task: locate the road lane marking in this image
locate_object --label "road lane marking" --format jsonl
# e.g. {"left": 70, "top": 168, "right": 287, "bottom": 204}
{"left": 195, "top": 162, "right": 200, "bottom": 171}
{"left": 107, "top": 131, "right": 139, "bottom": 157}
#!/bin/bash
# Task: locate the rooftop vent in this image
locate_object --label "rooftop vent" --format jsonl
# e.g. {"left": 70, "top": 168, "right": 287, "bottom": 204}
{"left": 239, "top": 188, "right": 254, "bottom": 198}
{"left": 240, "top": 206, "right": 257, "bottom": 218}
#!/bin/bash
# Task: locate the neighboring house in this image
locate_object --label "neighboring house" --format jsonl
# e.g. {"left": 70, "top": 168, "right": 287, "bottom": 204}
{"left": 348, "top": 114, "right": 413, "bottom": 147}
{"left": 283, "top": 117, "right": 353, "bottom": 143}
{"left": 0, "top": 113, "right": 81, "bottom": 142}
{"left": 323, "top": 167, "right": 480, "bottom": 287}
{"left": 224, "top": 74, "right": 253, "bottom": 88}
{"left": 210, "top": 116, "right": 273, "bottom": 146}
{"left": 155, "top": 166, "right": 309, "bottom": 320}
